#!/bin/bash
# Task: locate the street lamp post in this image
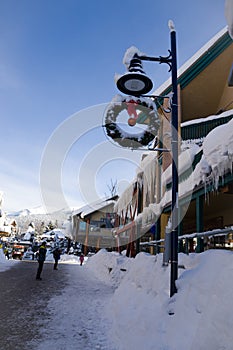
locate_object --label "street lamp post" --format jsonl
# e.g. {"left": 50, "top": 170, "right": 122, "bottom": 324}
{"left": 115, "top": 21, "right": 179, "bottom": 297}
{"left": 169, "top": 22, "right": 178, "bottom": 297}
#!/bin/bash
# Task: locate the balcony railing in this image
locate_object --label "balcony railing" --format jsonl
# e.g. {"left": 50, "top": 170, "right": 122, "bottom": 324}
{"left": 181, "top": 113, "right": 233, "bottom": 141}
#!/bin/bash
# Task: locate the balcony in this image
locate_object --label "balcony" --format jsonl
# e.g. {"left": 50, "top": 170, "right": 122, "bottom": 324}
{"left": 181, "top": 110, "right": 233, "bottom": 142}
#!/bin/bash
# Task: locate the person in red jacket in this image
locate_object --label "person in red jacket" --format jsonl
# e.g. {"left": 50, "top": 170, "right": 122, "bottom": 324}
{"left": 79, "top": 253, "right": 84, "bottom": 266}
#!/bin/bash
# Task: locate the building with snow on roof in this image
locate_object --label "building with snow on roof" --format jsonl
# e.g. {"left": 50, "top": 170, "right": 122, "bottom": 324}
{"left": 0, "top": 199, "right": 18, "bottom": 241}
{"left": 72, "top": 195, "right": 119, "bottom": 254}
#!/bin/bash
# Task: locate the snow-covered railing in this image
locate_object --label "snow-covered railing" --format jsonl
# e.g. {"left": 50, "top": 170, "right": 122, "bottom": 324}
{"left": 140, "top": 226, "right": 233, "bottom": 247}
{"left": 181, "top": 109, "right": 233, "bottom": 141}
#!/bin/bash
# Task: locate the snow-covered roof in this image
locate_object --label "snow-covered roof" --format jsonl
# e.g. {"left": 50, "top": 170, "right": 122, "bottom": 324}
{"left": 114, "top": 182, "right": 136, "bottom": 214}
{"left": 73, "top": 196, "right": 118, "bottom": 219}
{"left": 41, "top": 229, "right": 66, "bottom": 239}
{"left": 135, "top": 114, "right": 233, "bottom": 229}
{"left": 154, "top": 26, "right": 229, "bottom": 96}
{"left": 161, "top": 144, "right": 201, "bottom": 187}
{"left": 114, "top": 151, "right": 158, "bottom": 214}
{"left": 181, "top": 108, "right": 233, "bottom": 127}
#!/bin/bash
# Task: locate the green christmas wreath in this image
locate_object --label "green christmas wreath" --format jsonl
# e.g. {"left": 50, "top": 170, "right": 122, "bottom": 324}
{"left": 104, "top": 95, "right": 160, "bottom": 148}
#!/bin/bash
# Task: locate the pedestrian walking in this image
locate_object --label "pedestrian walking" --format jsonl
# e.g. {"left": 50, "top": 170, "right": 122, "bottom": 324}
{"left": 4, "top": 246, "right": 9, "bottom": 260}
{"left": 53, "top": 247, "right": 61, "bottom": 270}
{"left": 66, "top": 237, "right": 71, "bottom": 254}
{"left": 36, "top": 241, "right": 47, "bottom": 280}
{"left": 79, "top": 253, "right": 84, "bottom": 266}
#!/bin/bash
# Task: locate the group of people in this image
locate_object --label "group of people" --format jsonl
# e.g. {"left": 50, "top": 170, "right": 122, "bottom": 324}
{"left": 36, "top": 241, "right": 85, "bottom": 280}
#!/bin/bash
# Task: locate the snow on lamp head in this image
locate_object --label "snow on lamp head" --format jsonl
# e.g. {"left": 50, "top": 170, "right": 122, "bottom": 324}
{"left": 116, "top": 46, "right": 153, "bottom": 96}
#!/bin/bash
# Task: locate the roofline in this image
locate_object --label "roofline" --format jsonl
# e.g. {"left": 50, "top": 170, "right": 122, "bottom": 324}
{"left": 73, "top": 195, "right": 119, "bottom": 217}
{"left": 81, "top": 201, "right": 116, "bottom": 219}
{"left": 154, "top": 26, "right": 231, "bottom": 96}
{"left": 163, "top": 171, "right": 233, "bottom": 213}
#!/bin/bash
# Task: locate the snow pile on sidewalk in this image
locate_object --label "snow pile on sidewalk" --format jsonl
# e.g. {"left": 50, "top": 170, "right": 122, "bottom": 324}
{"left": 86, "top": 248, "right": 132, "bottom": 287}
{"left": 0, "top": 249, "right": 19, "bottom": 272}
{"left": 86, "top": 249, "right": 233, "bottom": 350}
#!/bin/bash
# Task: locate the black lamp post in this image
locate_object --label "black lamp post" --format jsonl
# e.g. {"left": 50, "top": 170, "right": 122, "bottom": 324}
{"left": 116, "top": 21, "right": 179, "bottom": 297}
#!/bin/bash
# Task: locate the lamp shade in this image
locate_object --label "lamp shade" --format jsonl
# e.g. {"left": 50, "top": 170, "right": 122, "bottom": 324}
{"left": 116, "top": 72, "right": 153, "bottom": 96}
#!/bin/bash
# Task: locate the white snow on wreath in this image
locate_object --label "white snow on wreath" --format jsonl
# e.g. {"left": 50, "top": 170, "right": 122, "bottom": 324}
{"left": 104, "top": 95, "right": 160, "bottom": 149}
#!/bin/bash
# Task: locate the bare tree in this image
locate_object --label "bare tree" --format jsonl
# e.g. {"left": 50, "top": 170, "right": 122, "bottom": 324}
{"left": 106, "top": 178, "right": 117, "bottom": 197}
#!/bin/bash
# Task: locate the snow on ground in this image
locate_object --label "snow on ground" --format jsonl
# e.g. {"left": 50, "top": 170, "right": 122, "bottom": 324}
{"left": 1, "top": 248, "right": 233, "bottom": 349}
{"left": 0, "top": 248, "right": 19, "bottom": 271}
{"left": 32, "top": 260, "right": 116, "bottom": 350}
{"left": 86, "top": 249, "right": 233, "bottom": 350}
{"left": 44, "top": 250, "right": 88, "bottom": 265}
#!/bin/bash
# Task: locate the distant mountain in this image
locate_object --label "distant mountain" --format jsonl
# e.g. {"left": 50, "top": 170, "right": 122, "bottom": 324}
{"left": 7, "top": 206, "right": 48, "bottom": 217}
{"left": 6, "top": 203, "right": 82, "bottom": 218}
{"left": 6, "top": 205, "right": 77, "bottom": 218}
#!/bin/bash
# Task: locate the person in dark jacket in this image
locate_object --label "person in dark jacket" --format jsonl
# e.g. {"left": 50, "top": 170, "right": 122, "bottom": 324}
{"left": 53, "top": 247, "right": 61, "bottom": 270}
{"left": 36, "top": 241, "right": 47, "bottom": 280}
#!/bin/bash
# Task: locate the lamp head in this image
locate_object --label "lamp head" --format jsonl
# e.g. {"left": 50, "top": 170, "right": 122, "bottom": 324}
{"left": 116, "top": 55, "right": 153, "bottom": 96}
{"left": 116, "top": 72, "right": 153, "bottom": 96}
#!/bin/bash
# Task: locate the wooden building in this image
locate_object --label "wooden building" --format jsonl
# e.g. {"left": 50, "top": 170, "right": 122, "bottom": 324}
{"left": 72, "top": 195, "right": 119, "bottom": 253}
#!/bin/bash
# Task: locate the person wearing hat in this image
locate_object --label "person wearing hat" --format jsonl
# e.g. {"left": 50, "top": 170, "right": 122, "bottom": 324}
{"left": 36, "top": 241, "right": 47, "bottom": 280}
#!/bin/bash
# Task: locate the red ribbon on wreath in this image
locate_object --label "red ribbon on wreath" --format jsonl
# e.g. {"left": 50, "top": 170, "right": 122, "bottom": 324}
{"left": 126, "top": 100, "right": 138, "bottom": 126}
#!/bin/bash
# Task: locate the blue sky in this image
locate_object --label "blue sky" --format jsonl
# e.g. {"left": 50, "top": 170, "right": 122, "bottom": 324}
{"left": 0, "top": 0, "right": 228, "bottom": 211}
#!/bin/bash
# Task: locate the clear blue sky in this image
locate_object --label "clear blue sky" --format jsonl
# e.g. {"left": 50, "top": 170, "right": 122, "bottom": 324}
{"left": 0, "top": 0, "right": 228, "bottom": 211}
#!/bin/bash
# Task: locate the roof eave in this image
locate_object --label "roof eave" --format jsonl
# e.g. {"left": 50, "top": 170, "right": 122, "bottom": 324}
{"left": 154, "top": 26, "right": 230, "bottom": 96}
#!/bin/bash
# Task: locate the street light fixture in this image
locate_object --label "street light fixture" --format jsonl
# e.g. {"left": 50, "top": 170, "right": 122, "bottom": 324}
{"left": 115, "top": 20, "right": 179, "bottom": 297}
{"left": 116, "top": 57, "right": 153, "bottom": 96}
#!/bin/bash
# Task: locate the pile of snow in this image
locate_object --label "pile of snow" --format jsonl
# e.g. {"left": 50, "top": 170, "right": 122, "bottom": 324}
{"left": 86, "top": 249, "right": 132, "bottom": 287}
{"left": 122, "top": 46, "right": 145, "bottom": 68}
{"left": 41, "top": 228, "right": 66, "bottom": 241}
{"left": 0, "top": 249, "right": 19, "bottom": 271}
{"left": 86, "top": 249, "right": 233, "bottom": 350}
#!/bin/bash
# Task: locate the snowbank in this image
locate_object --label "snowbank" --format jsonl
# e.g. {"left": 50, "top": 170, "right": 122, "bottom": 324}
{"left": 87, "top": 249, "right": 233, "bottom": 350}
{"left": 86, "top": 249, "right": 132, "bottom": 287}
{"left": 0, "top": 249, "right": 19, "bottom": 272}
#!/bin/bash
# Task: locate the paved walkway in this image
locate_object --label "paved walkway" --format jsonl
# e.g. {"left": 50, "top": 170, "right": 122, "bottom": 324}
{"left": 0, "top": 260, "right": 116, "bottom": 350}
{"left": 0, "top": 260, "right": 69, "bottom": 349}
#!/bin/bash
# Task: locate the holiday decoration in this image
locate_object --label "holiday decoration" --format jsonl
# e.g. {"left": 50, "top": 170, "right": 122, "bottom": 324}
{"left": 104, "top": 95, "right": 160, "bottom": 148}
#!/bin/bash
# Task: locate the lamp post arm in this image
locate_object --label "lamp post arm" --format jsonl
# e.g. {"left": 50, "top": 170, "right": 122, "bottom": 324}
{"left": 135, "top": 52, "right": 172, "bottom": 71}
